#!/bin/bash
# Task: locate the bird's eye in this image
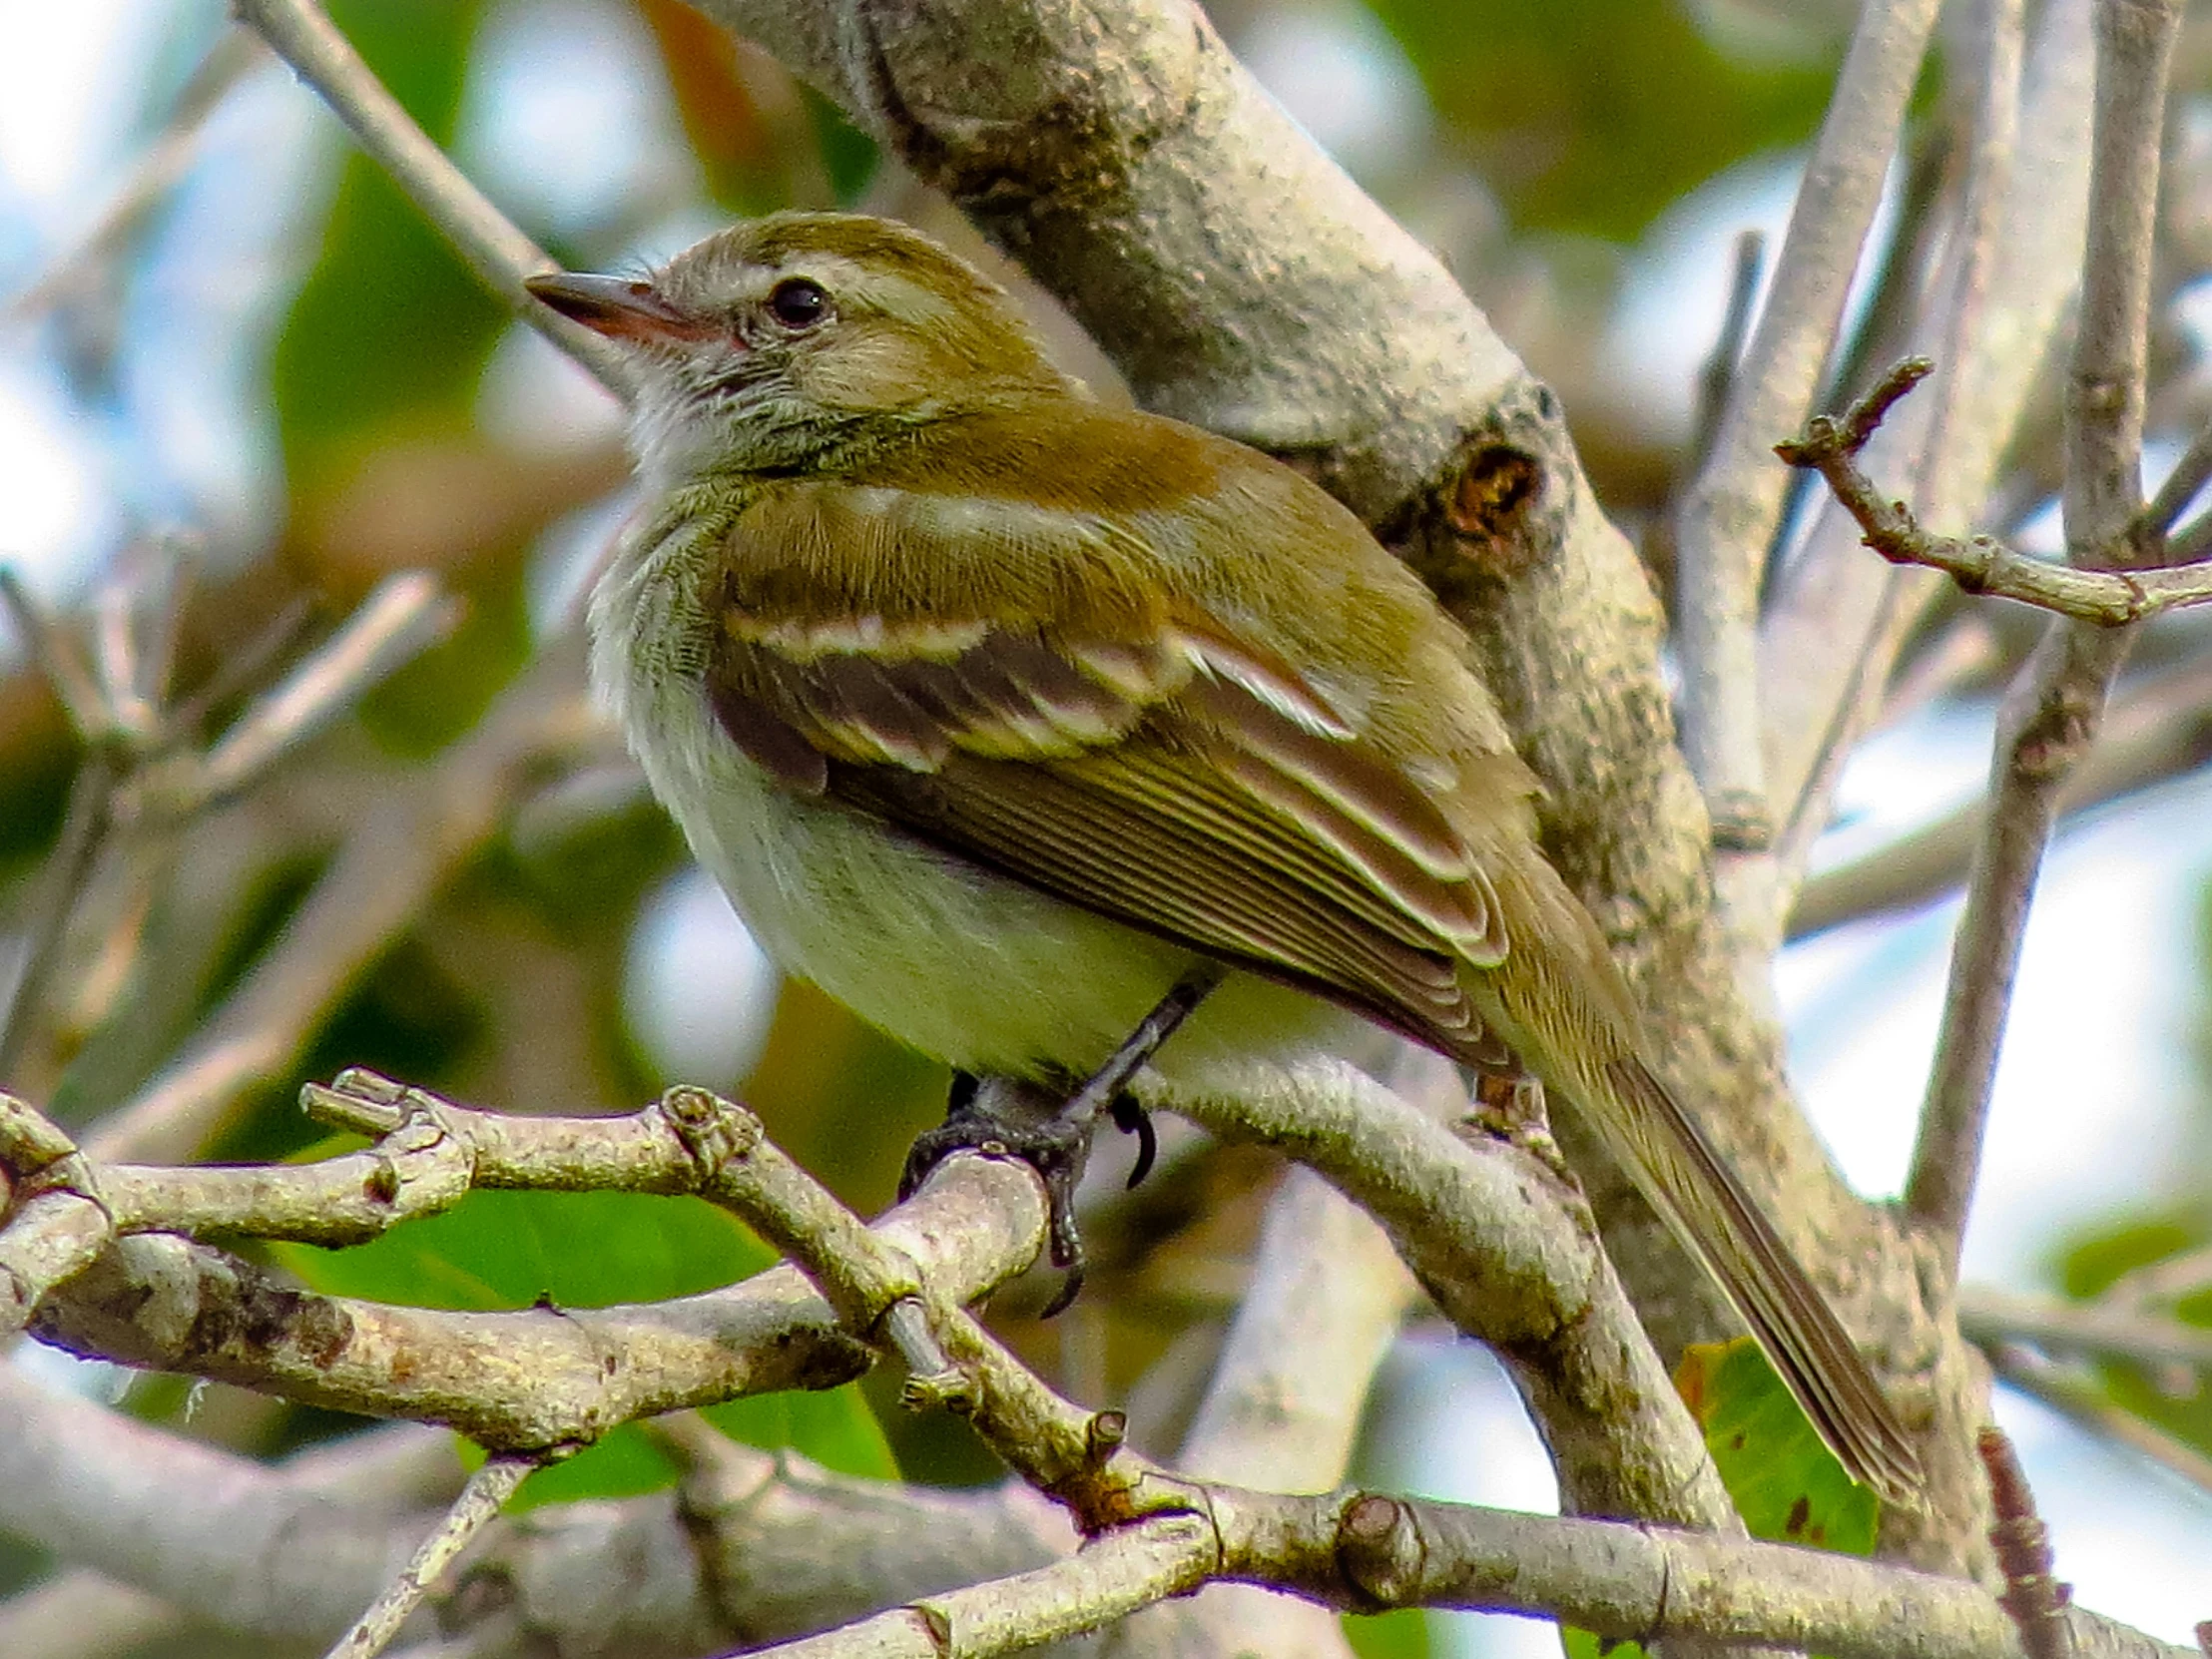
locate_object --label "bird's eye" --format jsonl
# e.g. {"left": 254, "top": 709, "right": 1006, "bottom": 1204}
{"left": 767, "top": 277, "right": 830, "bottom": 329}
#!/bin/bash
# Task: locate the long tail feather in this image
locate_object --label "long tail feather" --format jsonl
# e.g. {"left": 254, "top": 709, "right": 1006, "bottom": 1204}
{"left": 1598, "top": 1055, "right": 1923, "bottom": 1505}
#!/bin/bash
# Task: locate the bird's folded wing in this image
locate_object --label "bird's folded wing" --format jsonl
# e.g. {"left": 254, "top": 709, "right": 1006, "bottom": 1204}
{"left": 705, "top": 500, "right": 1511, "bottom": 1049}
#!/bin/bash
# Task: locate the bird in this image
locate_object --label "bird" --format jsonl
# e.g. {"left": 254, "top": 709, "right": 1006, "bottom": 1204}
{"left": 524, "top": 211, "right": 1922, "bottom": 1504}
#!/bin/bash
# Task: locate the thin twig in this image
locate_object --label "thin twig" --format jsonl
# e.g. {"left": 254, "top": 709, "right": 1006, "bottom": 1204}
{"left": 1904, "top": 0, "right": 2185, "bottom": 1271}
{"left": 1756, "top": 0, "right": 2084, "bottom": 934}
{"left": 1671, "top": 0, "right": 1942, "bottom": 866}
{"left": 164, "top": 593, "right": 315, "bottom": 734}
{"left": 2140, "top": 418, "right": 2212, "bottom": 536}
{"left": 132, "top": 572, "right": 456, "bottom": 819}
{"left": 1778, "top": 386, "right": 2212, "bottom": 623}
{"left": 1991, "top": 1346, "right": 2212, "bottom": 1497}
{"left": 1977, "top": 1424, "right": 2074, "bottom": 1659}
{"left": 230, "top": 0, "right": 632, "bottom": 394}
{"left": 1769, "top": 0, "right": 2024, "bottom": 901}
{"left": 0, "top": 752, "right": 117, "bottom": 1079}
{"left": 5, "top": 31, "right": 268, "bottom": 321}
{"left": 0, "top": 570, "right": 108, "bottom": 741}
{"left": 1789, "top": 644, "right": 2212, "bottom": 935}
{"left": 1690, "top": 231, "right": 1768, "bottom": 476}
{"left": 82, "top": 654, "right": 600, "bottom": 1164}
{"left": 1957, "top": 1284, "right": 2212, "bottom": 1371}
{"left": 322, "top": 1453, "right": 537, "bottom": 1659}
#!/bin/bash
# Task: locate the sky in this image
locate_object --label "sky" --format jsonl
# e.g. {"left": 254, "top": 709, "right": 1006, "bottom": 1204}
{"left": 3, "top": 0, "right": 2210, "bottom": 1651}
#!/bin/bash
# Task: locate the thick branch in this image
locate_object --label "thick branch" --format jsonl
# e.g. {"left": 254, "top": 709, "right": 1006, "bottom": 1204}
{"left": 1153, "top": 1054, "right": 1740, "bottom": 1528}
{"left": 23, "top": 1107, "right": 1045, "bottom": 1449}
{"left": 744, "top": 1484, "right": 2190, "bottom": 1659}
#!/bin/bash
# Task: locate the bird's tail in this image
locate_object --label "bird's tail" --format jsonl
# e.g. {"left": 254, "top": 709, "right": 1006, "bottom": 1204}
{"left": 1596, "top": 1054, "right": 1924, "bottom": 1506}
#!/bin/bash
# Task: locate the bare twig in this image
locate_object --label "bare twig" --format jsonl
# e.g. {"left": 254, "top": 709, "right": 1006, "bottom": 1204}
{"left": 1905, "top": 0, "right": 2185, "bottom": 1271}
{"left": 2140, "top": 419, "right": 2212, "bottom": 536}
{"left": 230, "top": 0, "right": 632, "bottom": 393}
{"left": 1990, "top": 1346, "right": 2212, "bottom": 1497}
{"left": 0, "top": 752, "right": 116, "bottom": 1078}
{"left": 1977, "top": 1424, "right": 2074, "bottom": 1659}
{"left": 1763, "top": 0, "right": 2018, "bottom": 905}
{"left": 5, "top": 31, "right": 268, "bottom": 321}
{"left": 1779, "top": 374, "right": 2212, "bottom": 623}
{"left": 1756, "top": 0, "right": 2089, "bottom": 918}
{"left": 323, "top": 1454, "right": 537, "bottom": 1659}
{"left": 1957, "top": 1284, "right": 2212, "bottom": 1371}
{"left": 137, "top": 571, "right": 457, "bottom": 817}
{"left": 743, "top": 1481, "right": 2187, "bottom": 1659}
{"left": 0, "top": 570, "right": 106, "bottom": 736}
{"left": 1789, "top": 644, "right": 2212, "bottom": 935}
{"left": 1691, "top": 231, "right": 1768, "bottom": 475}
{"left": 82, "top": 652, "right": 601, "bottom": 1165}
{"left": 1103, "top": 1163, "right": 1416, "bottom": 1656}
{"left": 1672, "top": 0, "right": 1942, "bottom": 864}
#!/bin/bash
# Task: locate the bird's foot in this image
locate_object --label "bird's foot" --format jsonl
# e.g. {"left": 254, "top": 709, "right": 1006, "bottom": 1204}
{"left": 899, "top": 1072, "right": 1104, "bottom": 1314}
{"left": 1466, "top": 1069, "right": 1574, "bottom": 1185}
{"left": 897, "top": 963, "right": 1226, "bottom": 1318}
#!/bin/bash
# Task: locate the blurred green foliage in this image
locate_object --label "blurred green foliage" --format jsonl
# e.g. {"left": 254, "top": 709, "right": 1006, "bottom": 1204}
{"left": 274, "top": 0, "right": 503, "bottom": 490}
{"left": 1365, "top": 0, "right": 1832, "bottom": 239}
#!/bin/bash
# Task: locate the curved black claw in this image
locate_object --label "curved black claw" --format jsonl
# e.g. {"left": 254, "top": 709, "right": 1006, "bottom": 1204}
{"left": 899, "top": 1075, "right": 1093, "bottom": 1317}
{"left": 1110, "top": 1093, "right": 1157, "bottom": 1190}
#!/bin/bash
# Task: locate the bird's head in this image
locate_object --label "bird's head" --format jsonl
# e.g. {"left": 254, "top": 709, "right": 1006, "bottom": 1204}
{"left": 526, "top": 213, "right": 1072, "bottom": 484}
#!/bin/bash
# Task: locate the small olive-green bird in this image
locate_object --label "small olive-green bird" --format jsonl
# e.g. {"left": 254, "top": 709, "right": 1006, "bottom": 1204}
{"left": 528, "top": 212, "right": 1920, "bottom": 1502}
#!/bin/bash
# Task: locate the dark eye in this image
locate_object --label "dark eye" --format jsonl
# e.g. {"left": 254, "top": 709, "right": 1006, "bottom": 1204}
{"left": 767, "top": 277, "right": 830, "bottom": 329}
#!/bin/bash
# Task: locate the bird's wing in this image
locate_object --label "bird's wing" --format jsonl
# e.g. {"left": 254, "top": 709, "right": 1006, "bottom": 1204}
{"left": 704, "top": 478, "right": 1514, "bottom": 1051}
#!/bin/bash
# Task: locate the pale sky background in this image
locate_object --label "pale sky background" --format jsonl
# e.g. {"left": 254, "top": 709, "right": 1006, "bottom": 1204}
{"left": 3, "top": 0, "right": 2209, "bottom": 1650}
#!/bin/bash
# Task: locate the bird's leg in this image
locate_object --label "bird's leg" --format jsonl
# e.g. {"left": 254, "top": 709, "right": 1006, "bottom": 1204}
{"left": 897, "top": 960, "right": 1228, "bottom": 1316}
{"left": 1465, "top": 1061, "right": 1574, "bottom": 1185}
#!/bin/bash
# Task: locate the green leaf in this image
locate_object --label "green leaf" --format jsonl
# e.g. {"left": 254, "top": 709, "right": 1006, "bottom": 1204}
{"left": 276, "top": 1178, "right": 894, "bottom": 1502}
{"left": 1674, "top": 1338, "right": 1879, "bottom": 1553}
{"left": 1562, "top": 1627, "right": 1643, "bottom": 1659}
{"left": 2055, "top": 1216, "right": 2205, "bottom": 1301}
{"left": 1344, "top": 1607, "right": 1434, "bottom": 1659}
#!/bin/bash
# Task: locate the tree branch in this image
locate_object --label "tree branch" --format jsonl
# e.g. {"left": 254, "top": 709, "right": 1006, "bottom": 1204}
{"left": 1905, "top": 0, "right": 2186, "bottom": 1271}
{"left": 16, "top": 1080, "right": 1047, "bottom": 1448}
{"left": 1957, "top": 1285, "right": 2212, "bottom": 1371}
{"left": 230, "top": 0, "right": 632, "bottom": 392}
{"left": 1788, "top": 646, "right": 2212, "bottom": 936}
{"left": 1756, "top": 0, "right": 2093, "bottom": 920}
{"left": 742, "top": 1482, "right": 2191, "bottom": 1659}
{"left": 1103, "top": 1161, "right": 1417, "bottom": 1656}
{"left": 1671, "top": 0, "right": 1941, "bottom": 868}
{"left": 1778, "top": 366, "right": 2212, "bottom": 625}
{"left": 81, "top": 650, "right": 601, "bottom": 1165}
{"left": 325, "top": 1454, "right": 538, "bottom": 1659}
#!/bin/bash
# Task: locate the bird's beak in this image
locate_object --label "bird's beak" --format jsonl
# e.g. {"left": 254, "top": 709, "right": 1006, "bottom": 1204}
{"left": 524, "top": 272, "right": 718, "bottom": 343}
